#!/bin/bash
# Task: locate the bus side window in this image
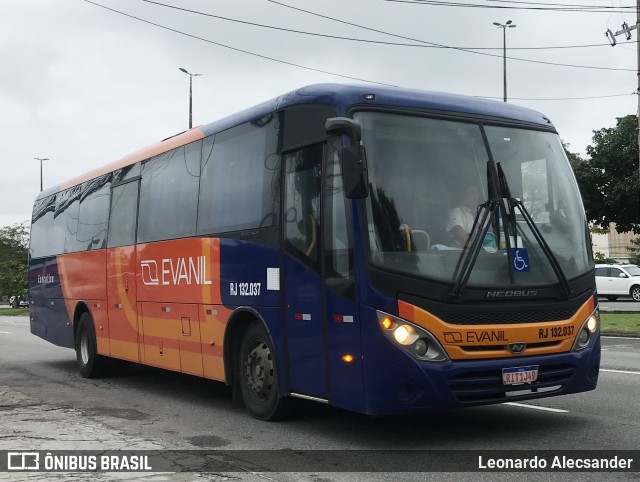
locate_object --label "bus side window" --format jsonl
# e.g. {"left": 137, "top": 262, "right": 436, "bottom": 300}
{"left": 284, "top": 144, "right": 323, "bottom": 267}
{"left": 324, "top": 136, "right": 355, "bottom": 298}
{"left": 77, "top": 174, "right": 111, "bottom": 250}
{"left": 30, "top": 195, "right": 56, "bottom": 258}
{"left": 324, "top": 136, "right": 353, "bottom": 280}
{"left": 107, "top": 181, "right": 139, "bottom": 248}
{"left": 197, "top": 118, "right": 280, "bottom": 235}
{"left": 137, "top": 141, "right": 201, "bottom": 243}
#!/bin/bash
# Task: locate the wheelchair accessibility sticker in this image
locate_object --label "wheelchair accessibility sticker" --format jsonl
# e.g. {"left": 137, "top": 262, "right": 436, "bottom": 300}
{"left": 511, "top": 248, "right": 530, "bottom": 272}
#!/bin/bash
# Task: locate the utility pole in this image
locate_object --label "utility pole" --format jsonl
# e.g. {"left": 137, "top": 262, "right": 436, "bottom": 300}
{"left": 178, "top": 68, "right": 203, "bottom": 129}
{"left": 605, "top": 2, "right": 640, "bottom": 178}
{"left": 493, "top": 20, "right": 517, "bottom": 102}
{"left": 34, "top": 157, "right": 49, "bottom": 192}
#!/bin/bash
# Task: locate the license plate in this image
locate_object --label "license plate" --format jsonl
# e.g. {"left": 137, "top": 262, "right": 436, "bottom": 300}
{"left": 502, "top": 365, "right": 539, "bottom": 386}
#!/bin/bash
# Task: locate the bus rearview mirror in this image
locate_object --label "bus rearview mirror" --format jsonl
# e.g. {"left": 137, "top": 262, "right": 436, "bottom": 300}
{"left": 325, "top": 117, "right": 369, "bottom": 199}
{"left": 341, "top": 144, "right": 369, "bottom": 199}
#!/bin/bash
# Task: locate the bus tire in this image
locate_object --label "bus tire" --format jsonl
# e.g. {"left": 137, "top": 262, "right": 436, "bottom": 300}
{"left": 238, "top": 321, "right": 290, "bottom": 421}
{"left": 75, "top": 312, "right": 108, "bottom": 378}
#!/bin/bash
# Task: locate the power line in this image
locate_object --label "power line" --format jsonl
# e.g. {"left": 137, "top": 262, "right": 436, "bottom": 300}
{"left": 140, "top": 0, "right": 630, "bottom": 51}
{"left": 266, "top": 0, "right": 635, "bottom": 71}
{"left": 82, "top": 0, "right": 398, "bottom": 87}
{"left": 480, "top": 92, "right": 636, "bottom": 100}
{"left": 483, "top": 0, "right": 634, "bottom": 8}
{"left": 384, "top": 0, "right": 635, "bottom": 13}
{"left": 82, "top": 1, "right": 632, "bottom": 101}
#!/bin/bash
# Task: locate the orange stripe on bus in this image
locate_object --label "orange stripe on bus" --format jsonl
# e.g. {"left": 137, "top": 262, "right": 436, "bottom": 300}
{"left": 398, "top": 296, "right": 595, "bottom": 360}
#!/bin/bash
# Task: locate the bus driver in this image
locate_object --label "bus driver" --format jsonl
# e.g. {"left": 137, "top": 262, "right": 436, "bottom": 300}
{"left": 446, "top": 184, "right": 480, "bottom": 248}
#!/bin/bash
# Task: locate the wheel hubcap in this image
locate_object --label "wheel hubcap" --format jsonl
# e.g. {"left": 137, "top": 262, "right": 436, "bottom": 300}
{"left": 244, "top": 342, "right": 274, "bottom": 399}
{"left": 80, "top": 330, "right": 89, "bottom": 365}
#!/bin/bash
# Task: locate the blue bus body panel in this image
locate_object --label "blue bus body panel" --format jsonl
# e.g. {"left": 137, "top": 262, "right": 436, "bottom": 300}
{"left": 29, "top": 256, "right": 75, "bottom": 349}
{"left": 198, "top": 84, "right": 554, "bottom": 139}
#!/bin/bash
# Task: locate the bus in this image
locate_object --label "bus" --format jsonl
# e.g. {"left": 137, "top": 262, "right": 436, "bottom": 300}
{"left": 29, "top": 84, "right": 600, "bottom": 420}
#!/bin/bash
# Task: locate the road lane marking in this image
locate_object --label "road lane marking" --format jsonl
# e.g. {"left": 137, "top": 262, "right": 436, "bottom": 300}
{"left": 0, "top": 331, "right": 12, "bottom": 335}
{"left": 602, "top": 336, "right": 640, "bottom": 340}
{"left": 504, "top": 402, "right": 568, "bottom": 413}
{"left": 601, "top": 368, "right": 640, "bottom": 376}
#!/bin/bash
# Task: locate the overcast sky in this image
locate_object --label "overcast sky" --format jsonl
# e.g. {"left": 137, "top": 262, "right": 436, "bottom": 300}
{"left": 1, "top": 0, "right": 637, "bottom": 228}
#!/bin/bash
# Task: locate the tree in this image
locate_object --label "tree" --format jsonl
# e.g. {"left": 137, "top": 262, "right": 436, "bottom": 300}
{"left": 563, "top": 141, "right": 598, "bottom": 219}
{"left": 628, "top": 237, "right": 640, "bottom": 265}
{"left": 593, "top": 251, "right": 617, "bottom": 264}
{"left": 0, "top": 222, "right": 29, "bottom": 303}
{"left": 575, "top": 115, "right": 640, "bottom": 233}
{"left": 563, "top": 141, "right": 584, "bottom": 171}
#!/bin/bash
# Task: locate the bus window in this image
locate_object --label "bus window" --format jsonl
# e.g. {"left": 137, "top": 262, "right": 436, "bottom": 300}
{"left": 324, "top": 136, "right": 353, "bottom": 280}
{"left": 52, "top": 192, "right": 73, "bottom": 256}
{"left": 107, "top": 181, "right": 139, "bottom": 248}
{"left": 137, "top": 140, "right": 201, "bottom": 243}
{"left": 30, "top": 195, "right": 56, "bottom": 258}
{"left": 197, "top": 118, "right": 280, "bottom": 235}
{"left": 77, "top": 174, "right": 111, "bottom": 251}
{"left": 284, "top": 144, "right": 323, "bottom": 266}
{"left": 58, "top": 186, "right": 82, "bottom": 254}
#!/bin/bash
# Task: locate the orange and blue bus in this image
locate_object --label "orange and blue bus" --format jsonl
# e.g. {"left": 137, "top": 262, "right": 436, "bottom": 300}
{"left": 29, "top": 84, "right": 600, "bottom": 420}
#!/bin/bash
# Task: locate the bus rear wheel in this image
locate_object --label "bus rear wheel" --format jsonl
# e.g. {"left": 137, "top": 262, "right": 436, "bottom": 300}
{"left": 238, "top": 321, "right": 290, "bottom": 421}
{"left": 75, "top": 312, "right": 109, "bottom": 378}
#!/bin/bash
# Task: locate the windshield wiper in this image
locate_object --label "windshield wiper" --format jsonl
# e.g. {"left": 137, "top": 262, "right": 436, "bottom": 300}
{"left": 449, "top": 162, "right": 503, "bottom": 299}
{"left": 496, "top": 163, "right": 571, "bottom": 298}
{"left": 449, "top": 161, "right": 572, "bottom": 299}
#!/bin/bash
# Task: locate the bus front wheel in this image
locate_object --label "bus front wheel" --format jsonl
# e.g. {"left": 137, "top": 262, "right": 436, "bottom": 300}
{"left": 238, "top": 321, "right": 290, "bottom": 421}
{"left": 75, "top": 312, "right": 108, "bottom": 378}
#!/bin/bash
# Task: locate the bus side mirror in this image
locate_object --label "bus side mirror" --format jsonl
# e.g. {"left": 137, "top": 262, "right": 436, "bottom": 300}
{"left": 325, "top": 117, "right": 369, "bottom": 199}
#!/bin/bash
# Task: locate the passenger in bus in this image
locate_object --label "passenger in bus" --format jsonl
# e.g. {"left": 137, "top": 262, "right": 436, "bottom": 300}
{"left": 445, "top": 184, "right": 480, "bottom": 248}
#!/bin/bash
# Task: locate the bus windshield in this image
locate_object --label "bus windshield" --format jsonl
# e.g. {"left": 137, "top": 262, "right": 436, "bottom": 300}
{"left": 357, "top": 111, "right": 591, "bottom": 288}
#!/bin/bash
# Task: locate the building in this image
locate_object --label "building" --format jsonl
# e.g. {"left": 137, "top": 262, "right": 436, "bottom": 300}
{"left": 591, "top": 223, "right": 637, "bottom": 263}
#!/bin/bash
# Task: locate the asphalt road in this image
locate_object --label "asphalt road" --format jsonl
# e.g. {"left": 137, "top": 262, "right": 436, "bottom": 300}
{"left": 598, "top": 297, "right": 640, "bottom": 312}
{"left": 0, "top": 315, "right": 638, "bottom": 481}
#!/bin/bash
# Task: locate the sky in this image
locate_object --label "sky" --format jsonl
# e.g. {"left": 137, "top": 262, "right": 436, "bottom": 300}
{"left": 1, "top": 0, "right": 637, "bottom": 228}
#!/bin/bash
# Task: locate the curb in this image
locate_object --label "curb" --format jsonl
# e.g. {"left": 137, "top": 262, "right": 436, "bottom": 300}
{"left": 601, "top": 332, "right": 640, "bottom": 338}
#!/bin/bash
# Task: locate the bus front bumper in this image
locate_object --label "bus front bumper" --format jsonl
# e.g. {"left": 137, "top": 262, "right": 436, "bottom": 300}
{"left": 359, "top": 329, "right": 600, "bottom": 415}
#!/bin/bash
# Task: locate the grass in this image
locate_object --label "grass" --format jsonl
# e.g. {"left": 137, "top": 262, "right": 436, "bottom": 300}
{"left": 600, "top": 313, "right": 640, "bottom": 336}
{"left": 0, "top": 307, "right": 29, "bottom": 316}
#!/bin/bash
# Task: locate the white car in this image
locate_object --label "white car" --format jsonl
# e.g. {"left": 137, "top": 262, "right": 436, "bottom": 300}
{"left": 595, "top": 264, "right": 640, "bottom": 301}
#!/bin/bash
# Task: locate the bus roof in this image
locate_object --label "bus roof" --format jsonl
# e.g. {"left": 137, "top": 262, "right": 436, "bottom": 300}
{"left": 39, "top": 83, "right": 554, "bottom": 200}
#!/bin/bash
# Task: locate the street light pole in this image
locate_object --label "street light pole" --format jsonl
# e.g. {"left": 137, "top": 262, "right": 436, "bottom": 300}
{"left": 178, "top": 68, "right": 203, "bottom": 129}
{"left": 34, "top": 157, "right": 49, "bottom": 192}
{"left": 493, "top": 20, "right": 517, "bottom": 102}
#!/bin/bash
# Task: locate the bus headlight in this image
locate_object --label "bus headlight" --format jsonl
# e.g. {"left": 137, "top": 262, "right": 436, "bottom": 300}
{"left": 377, "top": 311, "right": 450, "bottom": 362}
{"left": 572, "top": 308, "right": 599, "bottom": 352}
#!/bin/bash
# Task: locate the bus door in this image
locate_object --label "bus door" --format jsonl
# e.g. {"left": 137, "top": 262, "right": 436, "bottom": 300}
{"left": 321, "top": 136, "right": 363, "bottom": 410}
{"left": 282, "top": 144, "right": 328, "bottom": 398}
{"left": 106, "top": 179, "right": 141, "bottom": 362}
